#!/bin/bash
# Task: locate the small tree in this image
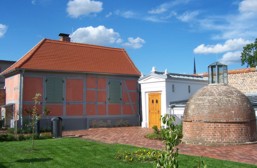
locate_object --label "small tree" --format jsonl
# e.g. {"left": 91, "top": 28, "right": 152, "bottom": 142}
{"left": 241, "top": 38, "right": 257, "bottom": 67}
{"left": 31, "top": 93, "right": 41, "bottom": 149}
{"left": 25, "top": 93, "right": 50, "bottom": 149}
{"left": 155, "top": 114, "right": 180, "bottom": 168}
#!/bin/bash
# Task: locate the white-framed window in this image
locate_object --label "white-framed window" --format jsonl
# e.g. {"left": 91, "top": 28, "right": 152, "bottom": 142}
{"left": 172, "top": 84, "right": 175, "bottom": 92}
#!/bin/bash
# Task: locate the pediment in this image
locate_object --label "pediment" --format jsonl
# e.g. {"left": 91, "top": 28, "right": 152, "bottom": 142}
{"left": 139, "top": 75, "right": 166, "bottom": 84}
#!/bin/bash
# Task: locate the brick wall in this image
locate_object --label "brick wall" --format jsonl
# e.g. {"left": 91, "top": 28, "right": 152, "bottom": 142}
{"left": 0, "top": 89, "right": 5, "bottom": 106}
{"left": 182, "top": 120, "right": 257, "bottom": 145}
{"left": 228, "top": 70, "right": 257, "bottom": 94}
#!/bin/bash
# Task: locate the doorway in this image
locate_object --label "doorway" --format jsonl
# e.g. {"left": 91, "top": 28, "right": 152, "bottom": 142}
{"left": 148, "top": 93, "right": 161, "bottom": 128}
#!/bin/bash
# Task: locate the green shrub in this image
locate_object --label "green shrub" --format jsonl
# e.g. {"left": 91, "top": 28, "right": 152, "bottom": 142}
{"left": 0, "top": 132, "right": 52, "bottom": 142}
{"left": 146, "top": 124, "right": 183, "bottom": 142}
{"left": 152, "top": 125, "right": 160, "bottom": 134}
{"left": 0, "top": 134, "right": 8, "bottom": 141}
{"left": 39, "top": 132, "right": 52, "bottom": 139}
{"left": 7, "top": 128, "right": 15, "bottom": 134}
{"left": 17, "top": 134, "right": 26, "bottom": 141}
{"left": 0, "top": 134, "right": 16, "bottom": 141}
{"left": 145, "top": 133, "right": 162, "bottom": 140}
{"left": 115, "top": 149, "right": 163, "bottom": 162}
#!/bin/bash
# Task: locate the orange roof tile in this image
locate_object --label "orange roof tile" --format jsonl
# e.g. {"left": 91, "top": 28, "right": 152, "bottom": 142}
{"left": 2, "top": 39, "right": 140, "bottom": 76}
{"left": 201, "top": 67, "right": 256, "bottom": 77}
{"left": 228, "top": 67, "right": 256, "bottom": 74}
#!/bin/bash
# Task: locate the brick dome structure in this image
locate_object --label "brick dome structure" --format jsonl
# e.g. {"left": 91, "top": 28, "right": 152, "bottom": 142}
{"left": 182, "top": 84, "right": 257, "bottom": 145}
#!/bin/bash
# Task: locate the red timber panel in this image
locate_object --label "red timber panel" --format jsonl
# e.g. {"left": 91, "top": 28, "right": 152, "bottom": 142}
{"left": 86, "top": 76, "right": 97, "bottom": 88}
{"left": 46, "top": 105, "right": 63, "bottom": 116}
{"left": 23, "top": 104, "right": 43, "bottom": 117}
{"left": 98, "top": 90, "right": 106, "bottom": 102}
{"left": 123, "top": 104, "right": 134, "bottom": 115}
{"left": 66, "top": 104, "right": 83, "bottom": 116}
{"left": 129, "top": 92, "right": 137, "bottom": 103}
{"left": 122, "top": 91, "right": 129, "bottom": 102}
{"left": 108, "top": 104, "right": 121, "bottom": 115}
{"left": 86, "top": 104, "right": 96, "bottom": 115}
{"left": 98, "top": 78, "right": 106, "bottom": 89}
{"left": 125, "top": 80, "right": 137, "bottom": 90}
{"left": 23, "top": 77, "right": 43, "bottom": 101}
{"left": 86, "top": 90, "right": 96, "bottom": 102}
{"left": 66, "top": 79, "right": 83, "bottom": 101}
{"left": 98, "top": 104, "right": 106, "bottom": 115}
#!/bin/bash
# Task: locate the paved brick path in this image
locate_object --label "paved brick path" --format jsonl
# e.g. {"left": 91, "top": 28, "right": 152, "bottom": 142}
{"left": 63, "top": 127, "right": 257, "bottom": 166}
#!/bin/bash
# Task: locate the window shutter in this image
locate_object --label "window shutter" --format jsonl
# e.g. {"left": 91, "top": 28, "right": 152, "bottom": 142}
{"left": 46, "top": 77, "right": 63, "bottom": 103}
{"left": 108, "top": 80, "right": 122, "bottom": 103}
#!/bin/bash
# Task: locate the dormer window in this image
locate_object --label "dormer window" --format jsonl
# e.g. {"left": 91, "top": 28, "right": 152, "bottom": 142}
{"left": 208, "top": 62, "right": 228, "bottom": 84}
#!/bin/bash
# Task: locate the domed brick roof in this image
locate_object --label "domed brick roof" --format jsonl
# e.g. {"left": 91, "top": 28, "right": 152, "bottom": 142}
{"left": 184, "top": 84, "right": 256, "bottom": 123}
{"left": 183, "top": 84, "right": 257, "bottom": 145}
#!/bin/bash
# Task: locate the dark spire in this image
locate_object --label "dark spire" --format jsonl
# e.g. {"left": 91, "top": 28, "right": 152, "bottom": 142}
{"left": 193, "top": 57, "right": 196, "bottom": 74}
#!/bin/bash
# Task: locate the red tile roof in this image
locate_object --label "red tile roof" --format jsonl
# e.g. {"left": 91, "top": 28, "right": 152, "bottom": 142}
{"left": 201, "top": 67, "right": 256, "bottom": 77}
{"left": 228, "top": 67, "right": 256, "bottom": 74}
{"left": 2, "top": 39, "right": 140, "bottom": 76}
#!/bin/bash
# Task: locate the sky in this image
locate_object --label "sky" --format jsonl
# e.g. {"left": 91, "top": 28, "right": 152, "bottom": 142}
{"left": 0, "top": 0, "right": 257, "bottom": 75}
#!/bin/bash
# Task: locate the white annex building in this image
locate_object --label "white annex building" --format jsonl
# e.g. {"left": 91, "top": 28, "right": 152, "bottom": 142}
{"left": 139, "top": 67, "right": 207, "bottom": 128}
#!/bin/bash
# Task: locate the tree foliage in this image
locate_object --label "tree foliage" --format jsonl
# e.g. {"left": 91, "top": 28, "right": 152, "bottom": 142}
{"left": 241, "top": 38, "right": 257, "bottom": 67}
{"left": 155, "top": 114, "right": 180, "bottom": 168}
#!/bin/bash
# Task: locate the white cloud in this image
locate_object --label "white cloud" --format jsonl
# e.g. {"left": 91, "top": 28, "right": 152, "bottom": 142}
{"left": 105, "top": 12, "right": 112, "bottom": 18}
{"left": 71, "top": 25, "right": 145, "bottom": 49}
{"left": 219, "top": 51, "right": 242, "bottom": 65}
{"left": 239, "top": 0, "right": 257, "bottom": 15}
{"left": 31, "top": 0, "right": 52, "bottom": 6}
{"left": 148, "top": 0, "right": 190, "bottom": 14}
{"left": 70, "top": 25, "right": 122, "bottom": 45}
{"left": 148, "top": 5, "right": 168, "bottom": 14}
{"left": 198, "top": 0, "right": 257, "bottom": 40}
{"left": 123, "top": 37, "right": 145, "bottom": 49}
{"left": 0, "top": 24, "right": 7, "bottom": 38}
{"left": 194, "top": 38, "right": 251, "bottom": 54}
{"left": 114, "top": 10, "right": 137, "bottom": 19}
{"left": 177, "top": 11, "right": 199, "bottom": 22}
{"left": 144, "top": 16, "right": 167, "bottom": 23}
{"left": 67, "top": 0, "right": 103, "bottom": 18}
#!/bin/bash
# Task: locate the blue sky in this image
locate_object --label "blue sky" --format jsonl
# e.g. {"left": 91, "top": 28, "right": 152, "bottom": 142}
{"left": 1, "top": 0, "right": 257, "bottom": 75}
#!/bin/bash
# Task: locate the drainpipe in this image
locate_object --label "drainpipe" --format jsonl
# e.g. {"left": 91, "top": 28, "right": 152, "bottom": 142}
{"left": 19, "top": 69, "right": 25, "bottom": 128}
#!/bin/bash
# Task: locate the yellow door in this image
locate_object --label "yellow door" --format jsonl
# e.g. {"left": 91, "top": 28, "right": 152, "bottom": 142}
{"left": 148, "top": 93, "right": 161, "bottom": 128}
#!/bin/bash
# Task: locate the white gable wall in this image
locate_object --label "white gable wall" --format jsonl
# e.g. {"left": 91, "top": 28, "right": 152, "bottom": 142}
{"left": 140, "top": 77, "right": 167, "bottom": 128}
{"left": 139, "top": 74, "right": 207, "bottom": 128}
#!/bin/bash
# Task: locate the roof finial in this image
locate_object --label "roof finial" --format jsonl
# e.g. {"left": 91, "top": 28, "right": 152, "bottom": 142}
{"left": 193, "top": 57, "right": 196, "bottom": 74}
{"left": 164, "top": 69, "right": 168, "bottom": 75}
{"left": 151, "top": 66, "right": 156, "bottom": 73}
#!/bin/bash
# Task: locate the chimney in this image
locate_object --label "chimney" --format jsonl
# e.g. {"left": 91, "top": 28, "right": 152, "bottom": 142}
{"left": 59, "top": 33, "right": 70, "bottom": 42}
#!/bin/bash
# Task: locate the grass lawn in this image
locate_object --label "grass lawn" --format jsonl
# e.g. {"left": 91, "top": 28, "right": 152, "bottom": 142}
{"left": 0, "top": 138, "right": 256, "bottom": 168}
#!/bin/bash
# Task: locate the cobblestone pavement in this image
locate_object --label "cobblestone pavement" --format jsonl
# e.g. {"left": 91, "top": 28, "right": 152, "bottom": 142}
{"left": 63, "top": 127, "right": 257, "bottom": 166}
